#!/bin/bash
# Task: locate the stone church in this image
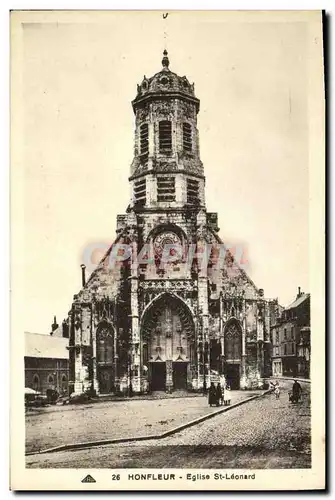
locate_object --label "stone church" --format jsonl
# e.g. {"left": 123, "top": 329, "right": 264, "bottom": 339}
{"left": 67, "top": 51, "right": 278, "bottom": 396}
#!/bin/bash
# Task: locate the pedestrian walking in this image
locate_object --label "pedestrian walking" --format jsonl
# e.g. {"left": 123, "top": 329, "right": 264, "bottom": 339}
{"left": 208, "top": 382, "right": 217, "bottom": 407}
{"left": 274, "top": 382, "right": 280, "bottom": 400}
{"left": 216, "top": 383, "right": 223, "bottom": 406}
{"left": 290, "top": 379, "right": 302, "bottom": 403}
{"left": 269, "top": 380, "right": 277, "bottom": 391}
{"left": 224, "top": 384, "right": 231, "bottom": 405}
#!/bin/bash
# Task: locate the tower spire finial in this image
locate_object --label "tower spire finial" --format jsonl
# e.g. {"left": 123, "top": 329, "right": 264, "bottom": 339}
{"left": 162, "top": 49, "right": 169, "bottom": 69}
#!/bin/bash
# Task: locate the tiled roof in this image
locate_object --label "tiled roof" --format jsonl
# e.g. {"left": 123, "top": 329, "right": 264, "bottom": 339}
{"left": 286, "top": 293, "right": 310, "bottom": 310}
{"left": 25, "top": 332, "right": 69, "bottom": 360}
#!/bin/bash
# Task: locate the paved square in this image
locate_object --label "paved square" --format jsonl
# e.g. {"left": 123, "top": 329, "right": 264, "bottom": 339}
{"left": 26, "top": 390, "right": 258, "bottom": 453}
{"left": 26, "top": 381, "right": 311, "bottom": 469}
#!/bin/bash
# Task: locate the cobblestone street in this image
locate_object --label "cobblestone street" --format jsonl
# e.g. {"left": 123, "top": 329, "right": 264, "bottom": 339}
{"left": 26, "top": 380, "right": 310, "bottom": 469}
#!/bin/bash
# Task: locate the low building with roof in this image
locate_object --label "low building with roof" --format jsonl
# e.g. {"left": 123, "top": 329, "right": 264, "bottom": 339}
{"left": 25, "top": 319, "right": 69, "bottom": 395}
{"left": 271, "top": 288, "right": 310, "bottom": 378}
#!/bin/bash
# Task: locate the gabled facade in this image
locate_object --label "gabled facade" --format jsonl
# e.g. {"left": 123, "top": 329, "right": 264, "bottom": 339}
{"left": 271, "top": 289, "right": 311, "bottom": 378}
{"left": 25, "top": 331, "right": 69, "bottom": 395}
{"left": 67, "top": 52, "right": 278, "bottom": 395}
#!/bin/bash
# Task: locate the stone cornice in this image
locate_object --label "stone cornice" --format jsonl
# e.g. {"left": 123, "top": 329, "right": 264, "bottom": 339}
{"left": 132, "top": 92, "right": 200, "bottom": 114}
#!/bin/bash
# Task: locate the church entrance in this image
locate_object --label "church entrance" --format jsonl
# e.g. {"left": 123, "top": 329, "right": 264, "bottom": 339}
{"left": 98, "top": 367, "right": 114, "bottom": 394}
{"left": 225, "top": 364, "right": 240, "bottom": 390}
{"left": 173, "top": 362, "right": 188, "bottom": 390}
{"left": 141, "top": 293, "right": 195, "bottom": 392}
{"left": 150, "top": 362, "right": 166, "bottom": 391}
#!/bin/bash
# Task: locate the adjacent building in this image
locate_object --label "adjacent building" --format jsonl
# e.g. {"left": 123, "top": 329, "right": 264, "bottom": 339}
{"left": 63, "top": 51, "right": 280, "bottom": 395}
{"left": 271, "top": 288, "right": 310, "bottom": 378}
{"left": 25, "top": 321, "right": 69, "bottom": 394}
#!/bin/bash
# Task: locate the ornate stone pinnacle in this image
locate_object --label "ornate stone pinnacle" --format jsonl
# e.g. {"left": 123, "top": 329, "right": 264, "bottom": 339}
{"left": 162, "top": 49, "right": 170, "bottom": 69}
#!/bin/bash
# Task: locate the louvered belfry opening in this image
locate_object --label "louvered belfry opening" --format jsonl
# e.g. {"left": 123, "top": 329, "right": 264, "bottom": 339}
{"left": 183, "top": 122, "right": 192, "bottom": 152}
{"left": 159, "top": 121, "right": 172, "bottom": 153}
{"left": 134, "top": 178, "right": 146, "bottom": 206}
{"left": 157, "top": 175, "right": 175, "bottom": 202}
{"left": 139, "top": 123, "right": 149, "bottom": 162}
{"left": 186, "top": 178, "right": 200, "bottom": 205}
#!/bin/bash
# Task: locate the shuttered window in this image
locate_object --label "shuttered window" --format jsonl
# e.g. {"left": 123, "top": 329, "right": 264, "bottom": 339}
{"left": 134, "top": 178, "right": 146, "bottom": 206}
{"left": 157, "top": 175, "right": 175, "bottom": 202}
{"left": 159, "top": 121, "right": 172, "bottom": 152}
{"left": 186, "top": 178, "right": 200, "bottom": 205}
{"left": 139, "top": 123, "right": 149, "bottom": 160}
{"left": 183, "top": 122, "right": 192, "bottom": 152}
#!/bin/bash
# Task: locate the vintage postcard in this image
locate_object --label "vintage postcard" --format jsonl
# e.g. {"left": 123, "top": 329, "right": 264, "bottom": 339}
{"left": 10, "top": 10, "right": 325, "bottom": 491}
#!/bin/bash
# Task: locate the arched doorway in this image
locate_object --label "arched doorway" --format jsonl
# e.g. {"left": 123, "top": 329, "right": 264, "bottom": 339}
{"left": 224, "top": 319, "right": 242, "bottom": 390}
{"left": 141, "top": 293, "right": 195, "bottom": 392}
{"left": 96, "top": 322, "right": 115, "bottom": 394}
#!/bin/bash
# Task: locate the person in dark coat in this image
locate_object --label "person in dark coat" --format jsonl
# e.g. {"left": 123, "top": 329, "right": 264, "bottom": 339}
{"left": 290, "top": 379, "right": 302, "bottom": 403}
{"left": 208, "top": 382, "right": 217, "bottom": 407}
{"left": 216, "top": 383, "right": 223, "bottom": 406}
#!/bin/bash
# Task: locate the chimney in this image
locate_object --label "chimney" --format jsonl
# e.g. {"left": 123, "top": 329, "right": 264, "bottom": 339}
{"left": 297, "top": 286, "right": 301, "bottom": 298}
{"left": 81, "top": 264, "right": 86, "bottom": 287}
{"left": 50, "top": 315, "right": 58, "bottom": 335}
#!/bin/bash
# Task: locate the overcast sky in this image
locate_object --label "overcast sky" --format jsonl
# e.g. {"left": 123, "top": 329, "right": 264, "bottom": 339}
{"left": 19, "top": 11, "right": 312, "bottom": 334}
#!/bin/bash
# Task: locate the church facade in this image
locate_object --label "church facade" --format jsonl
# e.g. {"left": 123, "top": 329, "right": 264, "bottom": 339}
{"left": 67, "top": 51, "right": 278, "bottom": 395}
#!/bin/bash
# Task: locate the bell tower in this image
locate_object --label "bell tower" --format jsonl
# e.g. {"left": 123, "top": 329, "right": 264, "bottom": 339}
{"left": 67, "top": 49, "right": 271, "bottom": 398}
{"left": 129, "top": 51, "right": 205, "bottom": 211}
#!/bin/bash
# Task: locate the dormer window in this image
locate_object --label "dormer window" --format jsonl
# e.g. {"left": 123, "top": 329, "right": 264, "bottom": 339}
{"left": 139, "top": 123, "right": 149, "bottom": 161}
{"left": 183, "top": 123, "right": 192, "bottom": 152}
{"left": 159, "top": 121, "right": 172, "bottom": 153}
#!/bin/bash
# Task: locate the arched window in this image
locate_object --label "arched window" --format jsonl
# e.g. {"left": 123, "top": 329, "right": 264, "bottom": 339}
{"left": 183, "top": 122, "right": 192, "bottom": 152}
{"left": 159, "top": 121, "right": 172, "bottom": 152}
{"left": 97, "top": 323, "right": 114, "bottom": 364}
{"left": 48, "top": 374, "right": 54, "bottom": 386}
{"left": 224, "top": 321, "right": 242, "bottom": 361}
{"left": 32, "top": 374, "right": 39, "bottom": 391}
